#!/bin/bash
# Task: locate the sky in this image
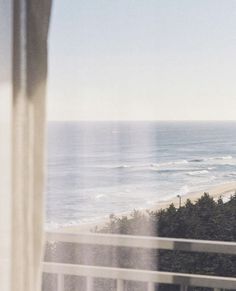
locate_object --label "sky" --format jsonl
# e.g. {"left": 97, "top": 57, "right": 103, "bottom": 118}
{"left": 47, "top": 0, "right": 236, "bottom": 121}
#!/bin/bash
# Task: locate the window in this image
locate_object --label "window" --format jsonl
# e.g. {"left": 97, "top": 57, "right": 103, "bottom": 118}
{"left": 44, "top": 1, "right": 236, "bottom": 291}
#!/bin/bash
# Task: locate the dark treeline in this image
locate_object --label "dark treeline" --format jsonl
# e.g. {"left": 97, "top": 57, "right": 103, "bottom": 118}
{"left": 44, "top": 193, "right": 236, "bottom": 291}
{"left": 96, "top": 193, "right": 236, "bottom": 290}
{"left": 100, "top": 193, "right": 236, "bottom": 242}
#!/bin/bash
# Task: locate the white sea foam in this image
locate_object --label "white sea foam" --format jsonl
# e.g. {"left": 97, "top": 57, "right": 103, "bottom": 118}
{"left": 95, "top": 194, "right": 106, "bottom": 200}
{"left": 99, "top": 160, "right": 189, "bottom": 171}
{"left": 117, "top": 164, "right": 131, "bottom": 168}
{"left": 187, "top": 170, "right": 209, "bottom": 176}
{"left": 150, "top": 160, "right": 188, "bottom": 168}
{"left": 208, "top": 156, "right": 229, "bottom": 161}
{"left": 177, "top": 185, "right": 190, "bottom": 195}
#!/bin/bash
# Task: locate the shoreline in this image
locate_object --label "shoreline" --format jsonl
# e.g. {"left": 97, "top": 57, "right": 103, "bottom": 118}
{"left": 59, "top": 181, "right": 236, "bottom": 234}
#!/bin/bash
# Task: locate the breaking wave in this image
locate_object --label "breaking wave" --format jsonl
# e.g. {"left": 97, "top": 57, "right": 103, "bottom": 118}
{"left": 150, "top": 160, "right": 189, "bottom": 168}
{"left": 189, "top": 156, "right": 233, "bottom": 163}
{"left": 98, "top": 155, "right": 233, "bottom": 171}
{"left": 187, "top": 170, "right": 209, "bottom": 176}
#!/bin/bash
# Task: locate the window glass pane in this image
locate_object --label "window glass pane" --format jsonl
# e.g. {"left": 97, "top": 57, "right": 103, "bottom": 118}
{"left": 45, "top": 1, "right": 236, "bottom": 291}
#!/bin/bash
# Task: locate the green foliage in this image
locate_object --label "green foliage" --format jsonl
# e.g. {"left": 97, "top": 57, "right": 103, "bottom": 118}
{"left": 97, "top": 193, "right": 236, "bottom": 290}
{"left": 100, "top": 192, "right": 236, "bottom": 242}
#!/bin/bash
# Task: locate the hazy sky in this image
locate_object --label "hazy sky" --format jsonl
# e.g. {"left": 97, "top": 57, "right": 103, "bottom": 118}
{"left": 47, "top": 0, "right": 236, "bottom": 121}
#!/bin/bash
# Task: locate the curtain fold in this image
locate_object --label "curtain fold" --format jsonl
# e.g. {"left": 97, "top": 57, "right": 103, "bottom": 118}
{"left": 12, "top": 1, "right": 52, "bottom": 291}
{"left": 0, "top": 1, "right": 12, "bottom": 291}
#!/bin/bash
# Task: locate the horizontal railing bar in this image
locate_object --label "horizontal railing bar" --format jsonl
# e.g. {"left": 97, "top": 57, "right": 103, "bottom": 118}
{"left": 43, "top": 262, "right": 236, "bottom": 289}
{"left": 46, "top": 232, "right": 236, "bottom": 255}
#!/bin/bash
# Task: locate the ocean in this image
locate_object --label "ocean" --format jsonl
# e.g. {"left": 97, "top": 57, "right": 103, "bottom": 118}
{"left": 46, "top": 121, "right": 236, "bottom": 229}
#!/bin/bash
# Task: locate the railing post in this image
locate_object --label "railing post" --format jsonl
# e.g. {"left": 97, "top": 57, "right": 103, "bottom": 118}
{"left": 87, "top": 276, "right": 93, "bottom": 291}
{"left": 117, "top": 279, "right": 124, "bottom": 291}
{"left": 57, "top": 274, "right": 64, "bottom": 291}
{"left": 148, "top": 281, "right": 155, "bottom": 291}
{"left": 180, "top": 285, "right": 188, "bottom": 291}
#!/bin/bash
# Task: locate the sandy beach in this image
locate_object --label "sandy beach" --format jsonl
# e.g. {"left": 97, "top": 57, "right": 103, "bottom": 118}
{"left": 61, "top": 181, "right": 236, "bottom": 233}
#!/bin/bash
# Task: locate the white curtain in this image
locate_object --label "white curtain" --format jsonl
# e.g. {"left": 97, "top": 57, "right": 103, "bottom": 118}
{"left": 0, "top": 0, "right": 13, "bottom": 290}
{"left": 0, "top": 1, "right": 52, "bottom": 291}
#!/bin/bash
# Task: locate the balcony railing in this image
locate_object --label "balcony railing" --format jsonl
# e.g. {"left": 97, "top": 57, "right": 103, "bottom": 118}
{"left": 44, "top": 232, "right": 236, "bottom": 291}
